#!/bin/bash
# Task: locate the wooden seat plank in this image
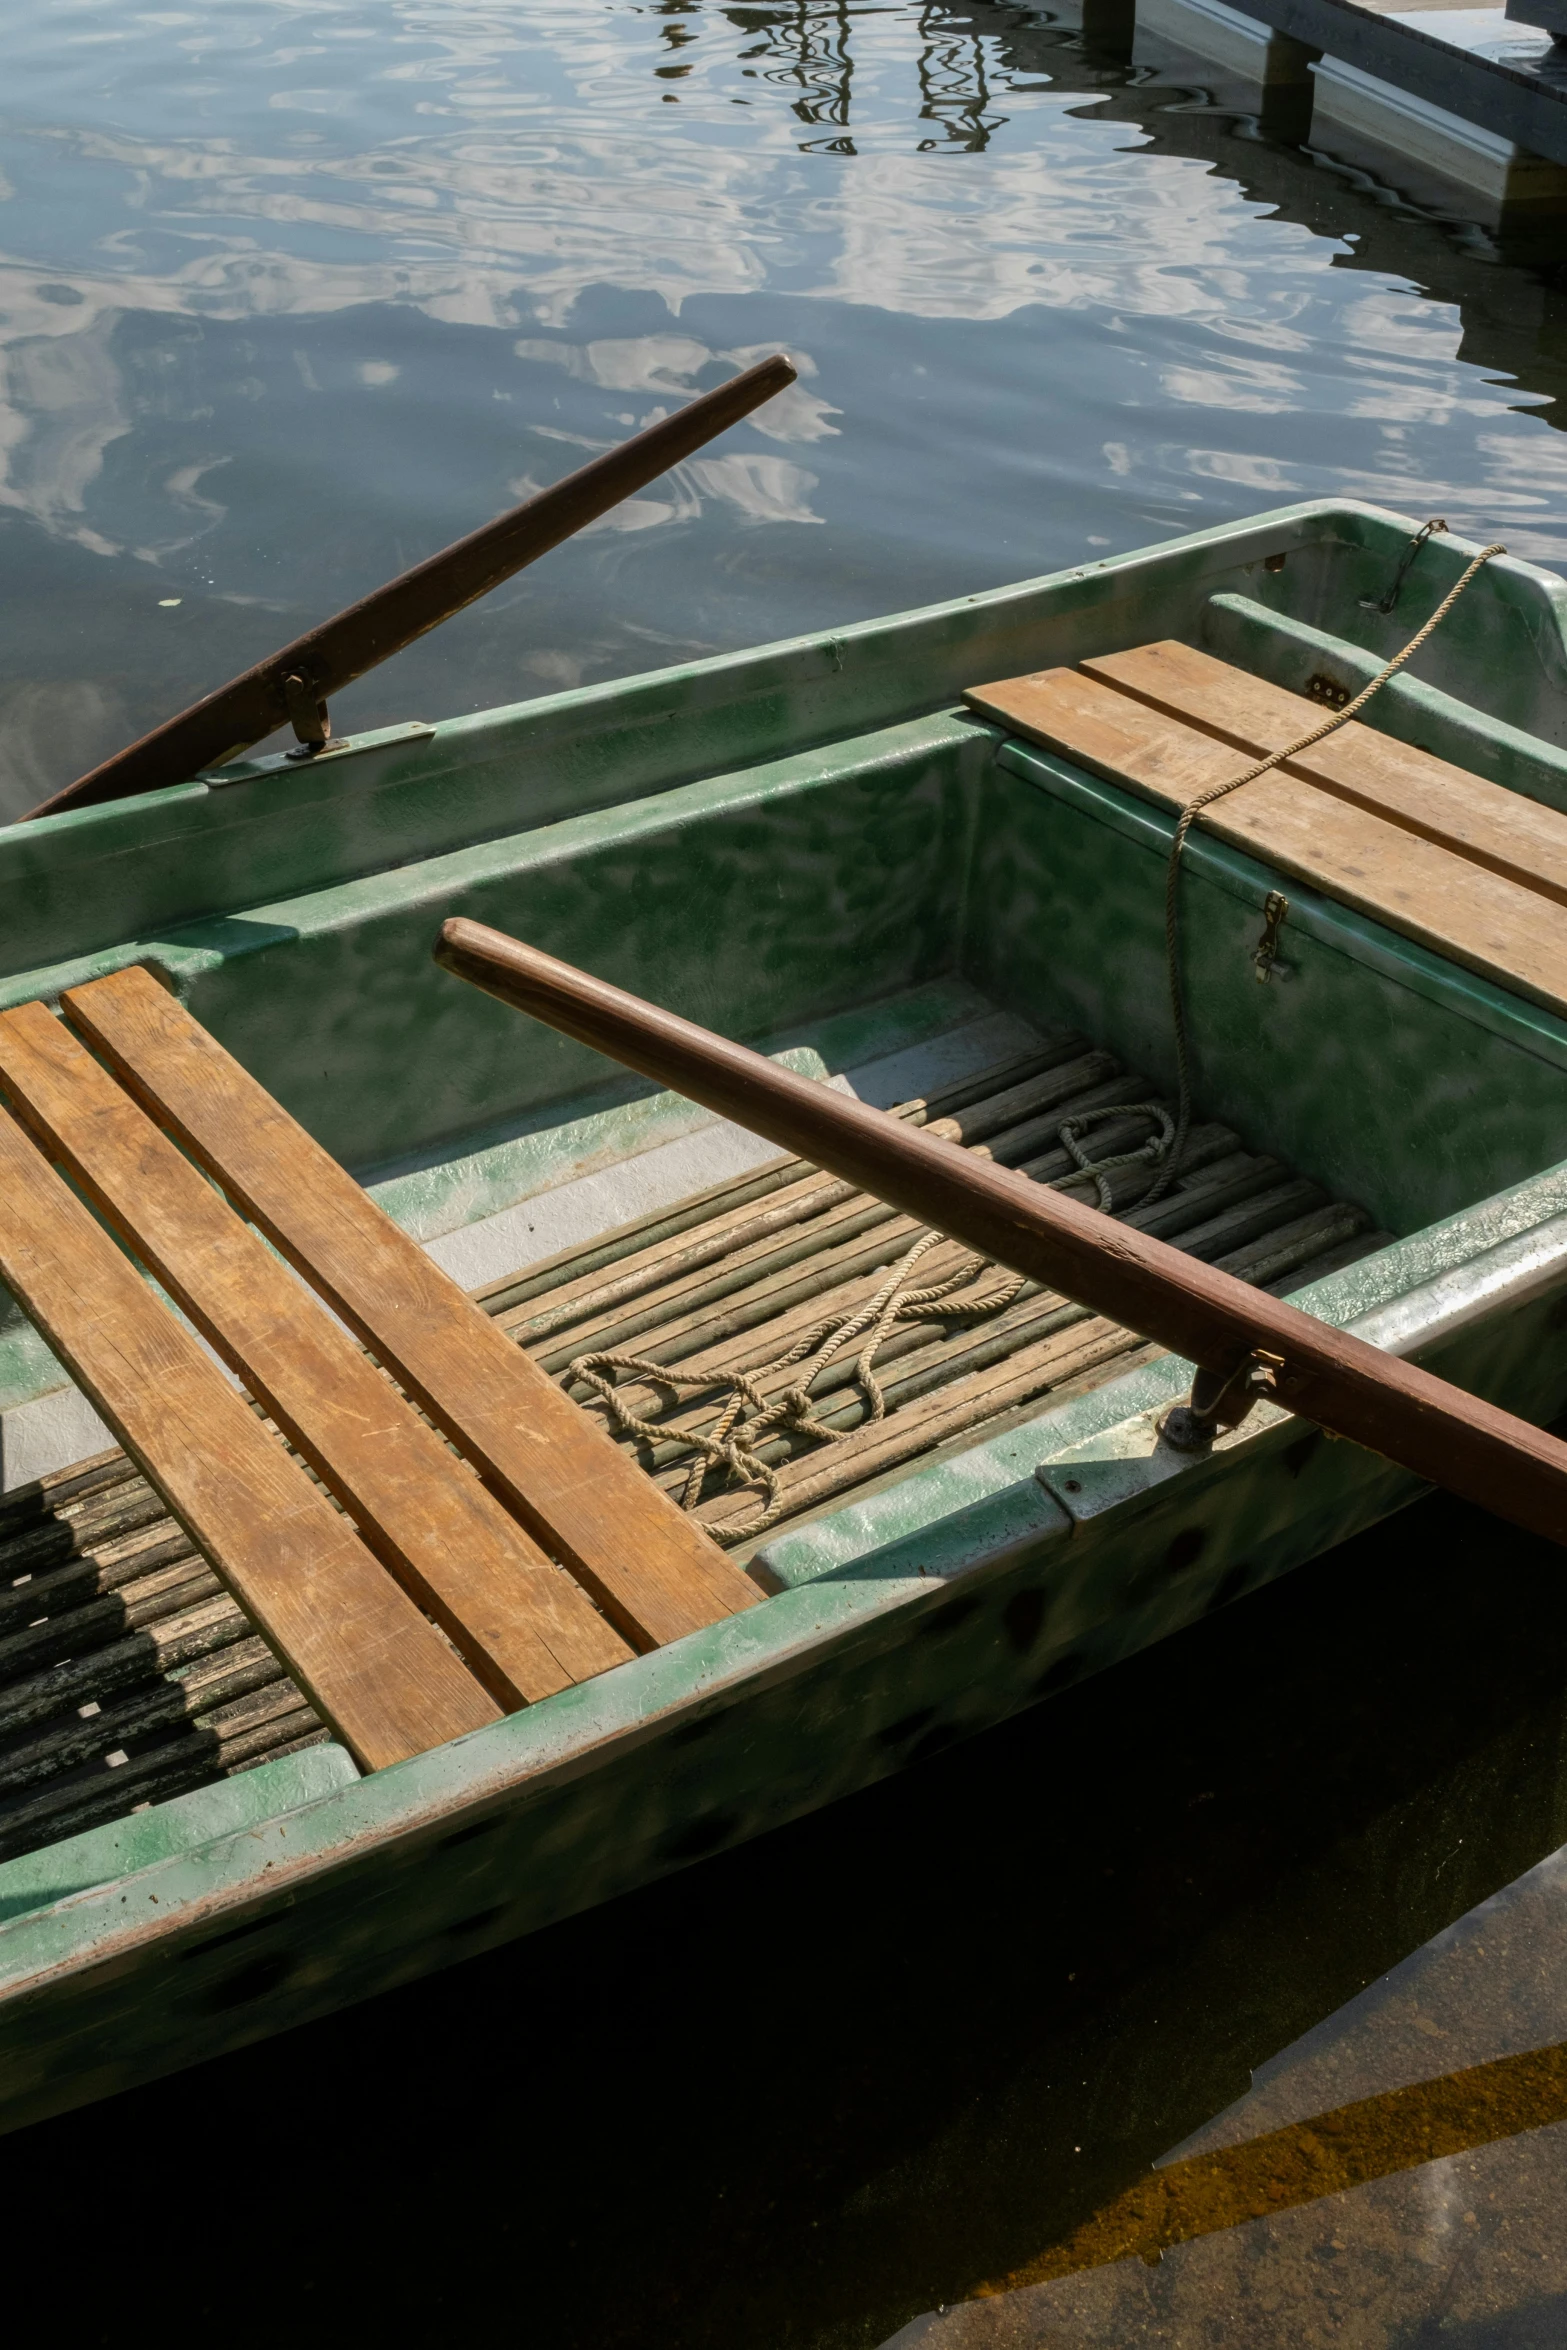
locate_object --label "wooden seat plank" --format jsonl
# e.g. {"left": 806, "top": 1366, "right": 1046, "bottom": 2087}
{"left": 0, "top": 1107, "right": 500, "bottom": 1772}
{"left": 964, "top": 665, "right": 1567, "bottom": 1016}
{"left": 62, "top": 967, "right": 762, "bottom": 1651}
{"left": 0, "top": 1003, "right": 632, "bottom": 1710}
{"left": 1081, "top": 638, "right": 1567, "bottom": 908}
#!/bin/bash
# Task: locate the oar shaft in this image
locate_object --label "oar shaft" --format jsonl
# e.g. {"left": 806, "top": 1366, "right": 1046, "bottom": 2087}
{"left": 434, "top": 915, "right": 1567, "bottom": 1549}
{"left": 27, "top": 355, "right": 797, "bottom": 821}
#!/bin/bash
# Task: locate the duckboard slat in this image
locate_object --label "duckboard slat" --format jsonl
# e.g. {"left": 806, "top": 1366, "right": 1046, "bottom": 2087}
{"left": 0, "top": 1447, "right": 331, "bottom": 1866}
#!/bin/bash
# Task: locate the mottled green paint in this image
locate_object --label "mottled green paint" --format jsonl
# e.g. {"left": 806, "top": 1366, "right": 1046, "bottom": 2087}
{"left": 3, "top": 500, "right": 1567, "bottom": 2131}
{"left": 974, "top": 743, "right": 1567, "bottom": 1234}
{"left": 3, "top": 500, "right": 1561, "bottom": 986}
{"left": 3, "top": 1255, "right": 1561, "bottom": 2137}
{"left": 0, "top": 1746, "right": 358, "bottom": 1924}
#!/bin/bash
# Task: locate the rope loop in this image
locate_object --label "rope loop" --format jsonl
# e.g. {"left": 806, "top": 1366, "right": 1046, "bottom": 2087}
{"left": 1058, "top": 1102, "right": 1176, "bottom": 1211}
{"left": 1146, "top": 525, "right": 1505, "bottom": 1203}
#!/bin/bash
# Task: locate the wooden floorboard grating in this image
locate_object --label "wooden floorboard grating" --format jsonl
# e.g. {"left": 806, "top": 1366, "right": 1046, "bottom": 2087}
{"left": 0, "top": 1449, "right": 329, "bottom": 1866}
{"left": 480, "top": 1030, "right": 1388, "bottom": 1560}
{"left": 0, "top": 1026, "right": 1386, "bottom": 1866}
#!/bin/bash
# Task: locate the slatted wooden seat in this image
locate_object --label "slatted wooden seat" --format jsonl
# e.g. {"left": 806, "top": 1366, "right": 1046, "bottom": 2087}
{"left": 966, "top": 640, "right": 1567, "bottom": 1016}
{"left": 0, "top": 967, "right": 759, "bottom": 1772}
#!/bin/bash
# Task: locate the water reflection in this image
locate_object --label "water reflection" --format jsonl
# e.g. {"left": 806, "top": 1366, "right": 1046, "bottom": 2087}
{"left": 0, "top": 0, "right": 1559, "bottom": 817}
{"left": 725, "top": 1, "right": 1010, "bottom": 153}
{"left": 893, "top": 1848, "right": 1567, "bottom": 2340}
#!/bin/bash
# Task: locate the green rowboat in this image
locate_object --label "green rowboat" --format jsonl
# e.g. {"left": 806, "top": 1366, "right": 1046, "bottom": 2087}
{"left": 2, "top": 495, "right": 1566, "bottom": 2132}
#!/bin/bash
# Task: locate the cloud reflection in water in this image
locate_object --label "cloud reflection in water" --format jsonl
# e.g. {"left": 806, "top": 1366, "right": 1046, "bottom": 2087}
{"left": 0, "top": 0, "right": 1557, "bottom": 811}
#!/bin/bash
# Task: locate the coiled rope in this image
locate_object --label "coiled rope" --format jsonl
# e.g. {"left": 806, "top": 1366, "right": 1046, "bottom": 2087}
{"left": 568, "top": 1234, "right": 1031, "bottom": 1542}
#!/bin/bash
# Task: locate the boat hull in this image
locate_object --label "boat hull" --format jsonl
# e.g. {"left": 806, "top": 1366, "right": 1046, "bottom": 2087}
{"left": 2, "top": 496, "right": 1567, "bottom": 2128}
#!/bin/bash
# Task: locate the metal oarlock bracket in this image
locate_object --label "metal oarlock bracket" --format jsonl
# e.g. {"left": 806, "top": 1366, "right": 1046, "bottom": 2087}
{"left": 283, "top": 670, "right": 332, "bottom": 758}
{"left": 1160, "top": 1349, "right": 1285, "bottom": 1453}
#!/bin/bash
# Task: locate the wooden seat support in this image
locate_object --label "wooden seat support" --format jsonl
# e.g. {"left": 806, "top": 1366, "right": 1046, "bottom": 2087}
{"left": 966, "top": 642, "right": 1567, "bottom": 1017}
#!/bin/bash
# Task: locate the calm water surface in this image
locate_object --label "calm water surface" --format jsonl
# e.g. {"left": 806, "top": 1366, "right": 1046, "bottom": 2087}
{"left": 0, "top": 0, "right": 1563, "bottom": 814}
{"left": 6, "top": 6, "right": 1567, "bottom": 2343}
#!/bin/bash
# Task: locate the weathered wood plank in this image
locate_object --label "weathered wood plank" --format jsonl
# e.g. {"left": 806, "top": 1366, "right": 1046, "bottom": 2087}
{"left": 0, "top": 1002, "right": 631, "bottom": 1709}
{"left": 63, "top": 965, "right": 761, "bottom": 1651}
{"left": 963, "top": 665, "right": 1567, "bottom": 1015}
{"left": 0, "top": 1104, "right": 500, "bottom": 1770}
{"left": 1082, "top": 639, "right": 1567, "bottom": 908}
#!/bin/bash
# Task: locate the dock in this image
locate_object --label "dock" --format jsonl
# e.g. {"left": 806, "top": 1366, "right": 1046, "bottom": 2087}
{"left": 1087, "top": 0, "right": 1567, "bottom": 226}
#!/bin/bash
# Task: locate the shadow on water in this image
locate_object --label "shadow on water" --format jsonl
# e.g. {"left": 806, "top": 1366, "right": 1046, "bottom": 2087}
{"left": 8, "top": 1484, "right": 1567, "bottom": 2345}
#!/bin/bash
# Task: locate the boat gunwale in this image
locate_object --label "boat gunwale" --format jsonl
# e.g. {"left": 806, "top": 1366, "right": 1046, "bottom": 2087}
{"left": 3, "top": 497, "right": 1563, "bottom": 1000}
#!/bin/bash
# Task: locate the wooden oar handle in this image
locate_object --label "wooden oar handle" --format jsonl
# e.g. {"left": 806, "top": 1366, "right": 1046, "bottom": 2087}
{"left": 434, "top": 914, "right": 1567, "bottom": 1550}
{"left": 27, "top": 354, "right": 798, "bottom": 821}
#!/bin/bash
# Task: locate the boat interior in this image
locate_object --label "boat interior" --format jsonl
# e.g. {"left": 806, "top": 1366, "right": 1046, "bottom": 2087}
{"left": 3, "top": 507, "right": 1567, "bottom": 1902}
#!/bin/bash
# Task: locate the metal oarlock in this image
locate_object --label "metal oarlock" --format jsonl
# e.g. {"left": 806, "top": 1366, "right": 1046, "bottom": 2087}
{"left": 1159, "top": 1350, "right": 1285, "bottom": 1453}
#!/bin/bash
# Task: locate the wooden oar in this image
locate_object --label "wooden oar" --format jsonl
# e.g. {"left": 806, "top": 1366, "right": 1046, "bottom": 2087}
{"left": 25, "top": 354, "right": 797, "bottom": 822}
{"left": 434, "top": 914, "right": 1567, "bottom": 1549}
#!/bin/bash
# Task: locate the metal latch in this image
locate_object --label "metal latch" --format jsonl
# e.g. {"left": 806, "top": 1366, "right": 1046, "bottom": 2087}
{"left": 1252, "top": 890, "right": 1289, "bottom": 983}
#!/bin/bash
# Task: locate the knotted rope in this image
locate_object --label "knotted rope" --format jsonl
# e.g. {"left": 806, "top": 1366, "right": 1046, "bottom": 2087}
{"left": 567, "top": 1089, "right": 1182, "bottom": 1542}
{"left": 568, "top": 1233, "right": 1031, "bottom": 1542}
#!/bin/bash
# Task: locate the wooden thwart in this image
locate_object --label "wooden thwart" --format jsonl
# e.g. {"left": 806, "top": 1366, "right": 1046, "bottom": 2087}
{"left": 0, "top": 1002, "right": 633, "bottom": 1711}
{"left": 1084, "top": 640, "right": 1567, "bottom": 907}
{"left": 965, "top": 644, "right": 1567, "bottom": 1017}
{"left": 62, "top": 965, "right": 760, "bottom": 1653}
{"left": 0, "top": 1108, "right": 500, "bottom": 1773}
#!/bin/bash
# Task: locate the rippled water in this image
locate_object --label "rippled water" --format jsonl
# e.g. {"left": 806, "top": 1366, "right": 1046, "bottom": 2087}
{"left": 7, "top": 11, "right": 1567, "bottom": 2342}
{"left": 0, "top": 0, "right": 1563, "bottom": 815}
